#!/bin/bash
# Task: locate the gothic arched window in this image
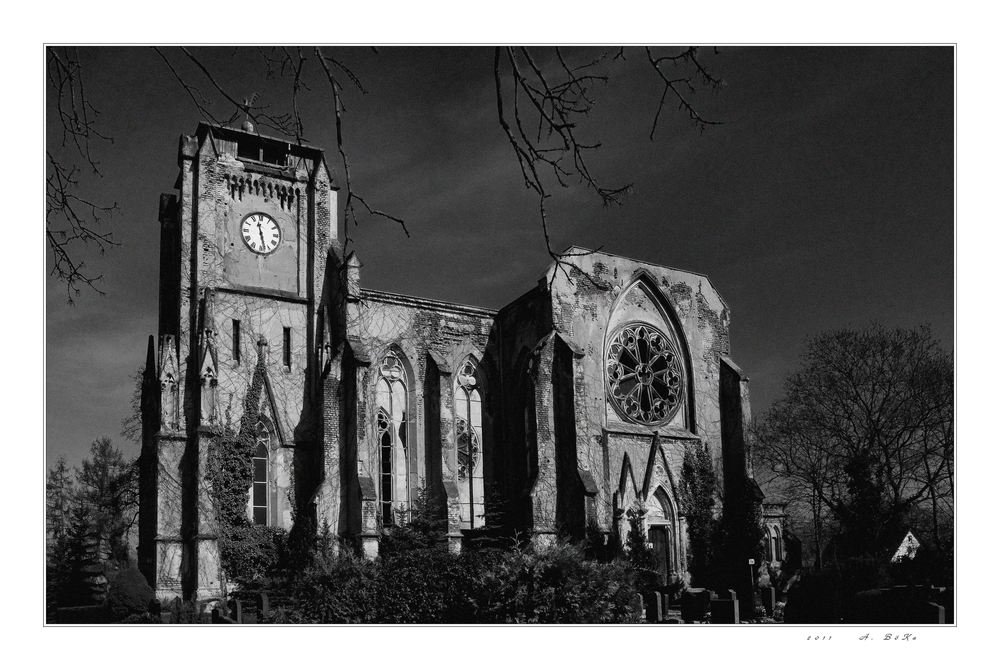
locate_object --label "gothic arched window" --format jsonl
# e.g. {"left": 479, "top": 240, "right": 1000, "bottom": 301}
{"left": 252, "top": 420, "right": 271, "bottom": 525}
{"left": 606, "top": 323, "right": 684, "bottom": 426}
{"left": 455, "top": 359, "right": 485, "bottom": 528}
{"left": 766, "top": 525, "right": 782, "bottom": 562}
{"left": 376, "top": 353, "right": 409, "bottom": 526}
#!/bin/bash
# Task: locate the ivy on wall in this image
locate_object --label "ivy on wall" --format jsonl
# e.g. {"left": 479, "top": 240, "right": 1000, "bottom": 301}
{"left": 206, "top": 359, "right": 287, "bottom": 587}
{"left": 679, "top": 443, "right": 717, "bottom": 586}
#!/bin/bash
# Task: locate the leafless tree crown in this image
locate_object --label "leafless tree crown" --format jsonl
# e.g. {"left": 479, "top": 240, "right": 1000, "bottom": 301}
{"left": 47, "top": 46, "right": 724, "bottom": 298}
{"left": 47, "top": 47, "right": 119, "bottom": 303}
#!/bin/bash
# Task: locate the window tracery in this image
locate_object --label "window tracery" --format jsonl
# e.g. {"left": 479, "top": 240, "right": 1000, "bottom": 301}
{"left": 252, "top": 420, "right": 270, "bottom": 525}
{"left": 455, "top": 359, "right": 485, "bottom": 528}
{"left": 606, "top": 323, "right": 683, "bottom": 425}
{"left": 376, "top": 353, "right": 409, "bottom": 526}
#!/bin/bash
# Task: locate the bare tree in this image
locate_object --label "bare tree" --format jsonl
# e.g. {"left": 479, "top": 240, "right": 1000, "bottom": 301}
{"left": 493, "top": 46, "right": 722, "bottom": 283}
{"left": 47, "top": 46, "right": 724, "bottom": 297}
{"left": 755, "top": 324, "right": 953, "bottom": 561}
{"left": 46, "top": 47, "right": 118, "bottom": 303}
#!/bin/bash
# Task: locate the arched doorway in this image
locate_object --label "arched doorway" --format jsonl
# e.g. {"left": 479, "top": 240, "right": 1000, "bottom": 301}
{"left": 646, "top": 487, "right": 679, "bottom": 583}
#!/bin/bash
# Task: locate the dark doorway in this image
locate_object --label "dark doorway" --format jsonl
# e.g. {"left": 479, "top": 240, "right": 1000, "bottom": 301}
{"left": 649, "top": 525, "right": 671, "bottom": 583}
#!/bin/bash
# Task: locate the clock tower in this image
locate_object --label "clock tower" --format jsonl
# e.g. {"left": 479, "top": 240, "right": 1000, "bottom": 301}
{"left": 138, "top": 121, "right": 338, "bottom": 602}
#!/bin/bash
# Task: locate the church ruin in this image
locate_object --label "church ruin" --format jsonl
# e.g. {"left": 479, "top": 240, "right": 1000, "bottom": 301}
{"left": 138, "top": 122, "right": 769, "bottom": 601}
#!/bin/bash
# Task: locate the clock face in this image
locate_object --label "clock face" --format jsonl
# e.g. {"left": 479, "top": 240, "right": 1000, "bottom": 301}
{"left": 240, "top": 213, "right": 281, "bottom": 254}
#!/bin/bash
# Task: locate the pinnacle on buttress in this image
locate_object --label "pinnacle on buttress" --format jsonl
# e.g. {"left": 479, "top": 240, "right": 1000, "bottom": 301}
{"left": 144, "top": 335, "right": 156, "bottom": 382}
{"left": 200, "top": 288, "right": 216, "bottom": 335}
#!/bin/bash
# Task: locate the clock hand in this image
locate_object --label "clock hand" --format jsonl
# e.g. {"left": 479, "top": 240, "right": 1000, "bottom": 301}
{"left": 257, "top": 222, "right": 266, "bottom": 248}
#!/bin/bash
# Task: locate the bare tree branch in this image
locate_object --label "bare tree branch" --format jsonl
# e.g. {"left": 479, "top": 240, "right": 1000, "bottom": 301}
{"left": 644, "top": 46, "right": 724, "bottom": 140}
{"left": 494, "top": 46, "right": 723, "bottom": 290}
{"left": 49, "top": 46, "right": 724, "bottom": 302}
{"left": 313, "top": 47, "right": 409, "bottom": 239}
{"left": 153, "top": 46, "right": 408, "bottom": 243}
{"left": 755, "top": 324, "right": 953, "bottom": 560}
{"left": 46, "top": 47, "right": 119, "bottom": 303}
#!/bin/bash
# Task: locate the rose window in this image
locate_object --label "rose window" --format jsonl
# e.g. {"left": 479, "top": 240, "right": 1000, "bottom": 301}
{"left": 606, "top": 323, "right": 683, "bottom": 425}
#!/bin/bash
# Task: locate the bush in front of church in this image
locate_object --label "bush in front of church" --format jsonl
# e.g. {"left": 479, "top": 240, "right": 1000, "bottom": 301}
{"left": 273, "top": 540, "right": 642, "bottom": 623}
{"left": 106, "top": 567, "right": 154, "bottom": 622}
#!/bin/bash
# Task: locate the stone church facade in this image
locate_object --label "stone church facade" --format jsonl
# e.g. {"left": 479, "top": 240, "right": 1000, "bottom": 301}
{"left": 138, "top": 123, "right": 765, "bottom": 602}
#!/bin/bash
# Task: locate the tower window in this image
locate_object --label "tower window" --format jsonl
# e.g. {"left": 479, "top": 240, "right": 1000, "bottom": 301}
{"left": 283, "top": 327, "right": 291, "bottom": 368}
{"left": 261, "top": 145, "right": 286, "bottom": 165}
{"left": 237, "top": 141, "right": 259, "bottom": 162}
{"left": 237, "top": 139, "right": 287, "bottom": 166}
{"left": 232, "top": 320, "right": 241, "bottom": 363}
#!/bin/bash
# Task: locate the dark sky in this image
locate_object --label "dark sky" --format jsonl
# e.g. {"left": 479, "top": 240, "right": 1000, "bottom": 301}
{"left": 45, "top": 46, "right": 954, "bottom": 467}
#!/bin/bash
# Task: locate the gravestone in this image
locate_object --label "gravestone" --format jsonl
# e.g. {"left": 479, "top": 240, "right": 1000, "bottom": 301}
{"left": 681, "top": 588, "right": 712, "bottom": 623}
{"left": 256, "top": 592, "right": 270, "bottom": 621}
{"left": 211, "top": 606, "right": 235, "bottom": 624}
{"left": 715, "top": 588, "right": 737, "bottom": 600}
{"left": 658, "top": 592, "right": 670, "bottom": 620}
{"left": 644, "top": 591, "right": 664, "bottom": 623}
{"left": 942, "top": 587, "right": 954, "bottom": 624}
{"left": 653, "top": 585, "right": 673, "bottom": 610}
{"left": 228, "top": 598, "right": 243, "bottom": 624}
{"left": 710, "top": 597, "right": 740, "bottom": 624}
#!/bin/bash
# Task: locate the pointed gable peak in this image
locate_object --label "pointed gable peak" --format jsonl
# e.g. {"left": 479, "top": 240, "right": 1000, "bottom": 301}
{"left": 158, "top": 334, "right": 178, "bottom": 381}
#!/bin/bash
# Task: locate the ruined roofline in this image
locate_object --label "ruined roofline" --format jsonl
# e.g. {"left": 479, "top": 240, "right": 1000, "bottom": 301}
{"left": 554, "top": 245, "right": 731, "bottom": 312}
{"left": 360, "top": 288, "right": 497, "bottom": 319}
{"left": 194, "top": 122, "right": 326, "bottom": 155}
{"left": 497, "top": 283, "right": 545, "bottom": 315}
{"left": 191, "top": 122, "right": 338, "bottom": 188}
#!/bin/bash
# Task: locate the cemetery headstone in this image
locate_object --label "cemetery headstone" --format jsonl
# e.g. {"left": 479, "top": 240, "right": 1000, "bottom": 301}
{"left": 256, "top": 592, "right": 270, "bottom": 621}
{"left": 681, "top": 588, "right": 711, "bottom": 623}
{"left": 228, "top": 598, "right": 243, "bottom": 624}
{"left": 710, "top": 596, "right": 740, "bottom": 624}
{"left": 644, "top": 591, "right": 663, "bottom": 623}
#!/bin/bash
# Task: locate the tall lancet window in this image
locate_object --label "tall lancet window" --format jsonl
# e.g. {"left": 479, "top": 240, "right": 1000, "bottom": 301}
{"left": 252, "top": 420, "right": 271, "bottom": 525}
{"left": 455, "top": 359, "right": 485, "bottom": 528}
{"left": 375, "top": 354, "right": 409, "bottom": 526}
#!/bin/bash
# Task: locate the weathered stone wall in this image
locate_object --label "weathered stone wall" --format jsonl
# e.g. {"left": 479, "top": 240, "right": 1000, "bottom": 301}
{"left": 494, "top": 285, "right": 554, "bottom": 532}
{"left": 142, "top": 123, "right": 335, "bottom": 598}
{"left": 542, "top": 248, "right": 734, "bottom": 555}
{"left": 316, "top": 274, "right": 497, "bottom": 546}
{"left": 209, "top": 291, "right": 308, "bottom": 447}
